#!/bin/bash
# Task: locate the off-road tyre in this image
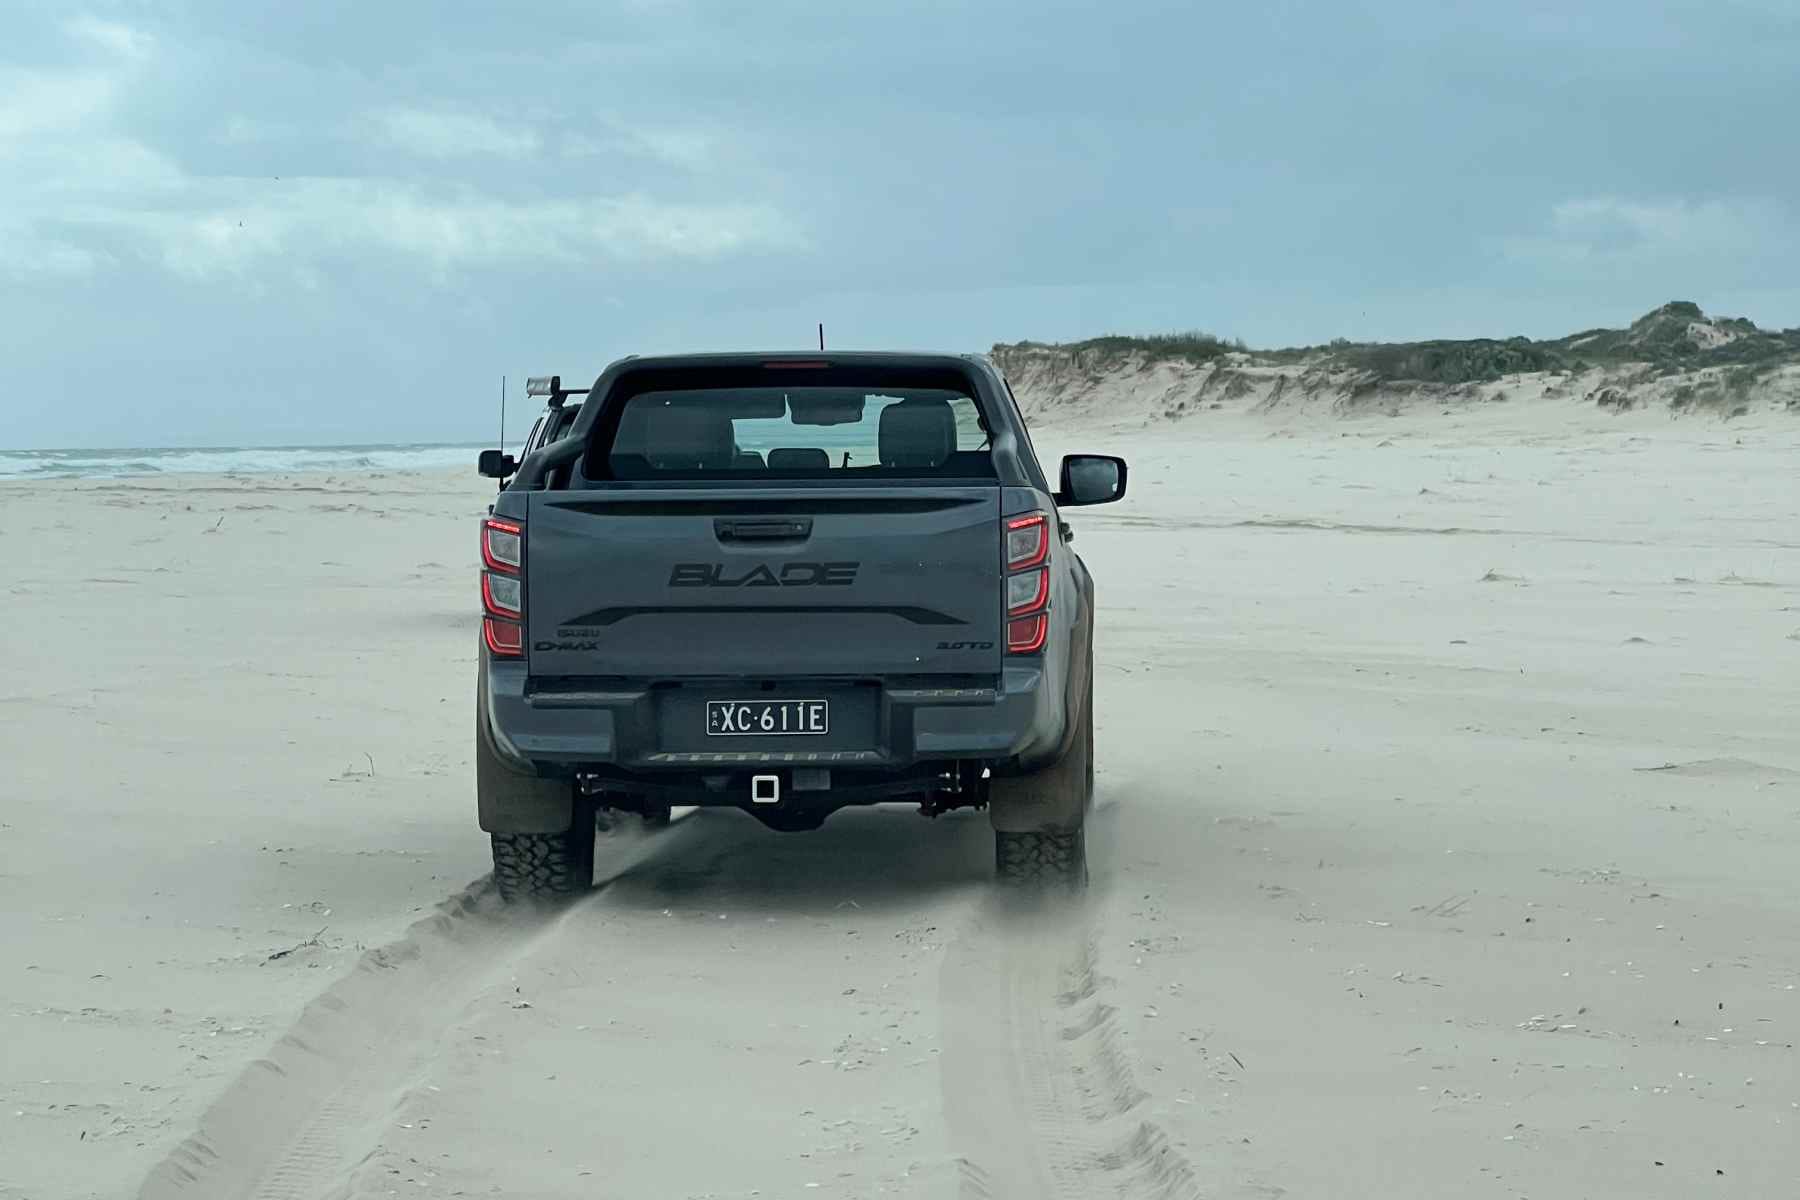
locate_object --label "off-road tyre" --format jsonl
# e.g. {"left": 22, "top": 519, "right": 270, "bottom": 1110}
{"left": 991, "top": 667, "right": 1092, "bottom": 889}
{"left": 491, "top": 798, "right": 597, "bottom": 902}
{"left": 995, "top": 825, "right": 1087, "bottom": 888}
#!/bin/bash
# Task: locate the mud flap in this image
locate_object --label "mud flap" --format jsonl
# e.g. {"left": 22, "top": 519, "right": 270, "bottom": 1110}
{"left": 475, "top": 666, "right": 576, "bottom": 834}
{"left": 989, "top": 618, "right": 1093, "bottom": 835}
{"left": 988, "top": 707, "right": 1089, "bottom": 833}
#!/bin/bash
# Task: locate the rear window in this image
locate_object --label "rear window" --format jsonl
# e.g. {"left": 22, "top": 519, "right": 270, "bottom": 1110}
{"left": 593, "top": 387, "right": 993, "bottom": 480}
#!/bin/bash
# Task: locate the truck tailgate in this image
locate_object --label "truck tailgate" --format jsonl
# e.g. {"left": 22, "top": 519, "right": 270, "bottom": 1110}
{"left": 524, "top": 487, "right": 1003, "bottom": 678}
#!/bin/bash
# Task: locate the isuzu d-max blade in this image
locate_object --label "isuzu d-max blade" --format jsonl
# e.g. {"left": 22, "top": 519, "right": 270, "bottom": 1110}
{"left": 475, "top": 352, "right": 1126, "bottom": 898}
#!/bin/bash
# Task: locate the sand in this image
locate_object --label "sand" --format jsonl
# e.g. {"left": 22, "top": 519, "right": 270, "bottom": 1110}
{"left": 3, "top": 404, "right": 1798, "bottom": 1199}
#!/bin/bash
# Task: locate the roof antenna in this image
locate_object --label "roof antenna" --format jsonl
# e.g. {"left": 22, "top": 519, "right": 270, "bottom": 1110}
{"left": 498, "top": 375, "right": 506, "bottom": 452}
{"left": 818, "top": 322, "right": 825, "bottom": 351}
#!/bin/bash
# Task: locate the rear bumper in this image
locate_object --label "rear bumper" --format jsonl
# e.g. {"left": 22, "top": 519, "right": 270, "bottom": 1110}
{"left": 480, "top": 654, "right": 1064, "bottom": 777}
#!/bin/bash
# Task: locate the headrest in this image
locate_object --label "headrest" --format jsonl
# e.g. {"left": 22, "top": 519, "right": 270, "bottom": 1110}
{"left": 878, "top": 398, "right": 955, "bottom": 468}
{"left": 767, "top": 447, "right": 830, "bottom": 471}
{"left": 643, "top": 404, "right": 733, "bottom": 470}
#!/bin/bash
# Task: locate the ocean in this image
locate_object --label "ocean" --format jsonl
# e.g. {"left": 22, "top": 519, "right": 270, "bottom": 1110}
{"left": 2, "top": 403, "right": 991, "bottom": 481}
{"left": 0, "top": 443, "right": 490, "bottom": 481}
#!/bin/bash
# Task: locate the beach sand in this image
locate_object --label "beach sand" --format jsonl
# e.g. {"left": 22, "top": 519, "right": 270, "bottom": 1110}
{"left": 4, "top": 406, "right": 1798, "bottom": 1199}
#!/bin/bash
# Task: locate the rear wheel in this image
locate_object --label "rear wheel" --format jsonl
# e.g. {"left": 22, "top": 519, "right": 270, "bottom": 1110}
{"left": 990, "top": 671, "right": 1092, "bottom": 889}
{"left": 995, "top": 824, "right": 1087, "bottom": 887}
{"left": 491, "top": 797, "right": 597, "bottom": 902}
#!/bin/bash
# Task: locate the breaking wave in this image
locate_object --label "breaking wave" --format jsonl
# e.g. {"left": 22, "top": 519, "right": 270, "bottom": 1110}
{"left": 0, "top": 443, "right": 488, "bottom": 481}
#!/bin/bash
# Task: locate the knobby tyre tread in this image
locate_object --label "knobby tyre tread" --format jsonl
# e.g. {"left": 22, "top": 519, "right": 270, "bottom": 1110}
{"left": 991, "top": 660, "right": 1093, "bottom": 889}
{"left": 995, "top": 826, "right": 1088, "bottom": 889}
{"left": 491, "top": 799, "right": 597, "bottom": 902}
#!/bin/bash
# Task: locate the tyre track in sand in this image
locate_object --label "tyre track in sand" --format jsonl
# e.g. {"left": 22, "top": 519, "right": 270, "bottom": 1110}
{"left": 939, "top": 893, "right": 1201, "bottom": 1200}
{"left": 137, "top": 806, "right": 1198, "bottom": 1199}
{"left": 135, "top": 823, "right": 689, "bottom": 1200}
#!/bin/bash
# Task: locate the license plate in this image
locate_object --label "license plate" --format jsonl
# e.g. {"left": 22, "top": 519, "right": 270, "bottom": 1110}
{"left": 706, "top": 699, "right": 830, "bottom": 737}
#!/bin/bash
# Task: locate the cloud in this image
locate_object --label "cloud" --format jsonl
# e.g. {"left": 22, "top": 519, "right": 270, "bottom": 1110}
{"left": 4, "top": 168, "right": 800, "bottom": 281}
{"left": 65, "top": 15, "right": 154, "bottom": 61}
{"left": 106, "top": 182, "right": 801, "bottom": 278}
{"left": 0, "top": 69, "right": 118, "bottom": 141}
{"left": 561, "top": 124, "right": 716, "bottom": 170}
{"left": 0, "top": 65, "right": 150, "bottom": 277}
{"left": 372, "top": 107, "right": 542, "bottom": 159}
{"left": 1504, "top": 196, "right": 1796, "bottom": 267}
{"left": 0, "top": 42, "right": 798, "bottom": 282}
{"left": 0, "top": 234, "right": 111, "bottom": 279}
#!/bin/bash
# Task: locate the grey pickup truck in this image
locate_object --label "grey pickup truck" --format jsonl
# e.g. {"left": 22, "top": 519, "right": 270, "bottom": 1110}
{"left": 475, "top": 352, "right": 1126, "bottom": 898}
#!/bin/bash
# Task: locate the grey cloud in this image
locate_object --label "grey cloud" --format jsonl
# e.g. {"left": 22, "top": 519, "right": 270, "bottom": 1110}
{"left": 3, "top": 0, "right": 1798, "bottom": 447}
{"left": 370, "top": 108, "right": 544, "bottom": 159}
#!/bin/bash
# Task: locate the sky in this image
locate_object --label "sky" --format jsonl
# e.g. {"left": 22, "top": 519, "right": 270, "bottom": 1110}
{"left": 3, "top": 0, "right": 1798, "bottom": 449}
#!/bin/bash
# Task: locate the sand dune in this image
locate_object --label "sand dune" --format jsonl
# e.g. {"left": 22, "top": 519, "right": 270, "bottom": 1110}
{"left": 4, "top": 410, "right": 1799, "bottom": 1199}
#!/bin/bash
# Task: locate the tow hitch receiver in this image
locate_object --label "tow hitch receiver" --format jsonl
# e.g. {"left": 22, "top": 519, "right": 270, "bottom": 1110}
{"left": 751, "top": 774, "right": 781, "bottom": 805}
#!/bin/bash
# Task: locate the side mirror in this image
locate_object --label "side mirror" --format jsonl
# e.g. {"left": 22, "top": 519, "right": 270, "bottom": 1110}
{"left": 1056, "top": 454, "right": 1127, "bottom": 506}
{"left": 478, "top": 449, "right": 517, "bottom": 480}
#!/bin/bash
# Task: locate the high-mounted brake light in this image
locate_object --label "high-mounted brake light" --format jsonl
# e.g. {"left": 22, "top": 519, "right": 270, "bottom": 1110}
{"left": 1005, "top": 513, "right": 1048, "bottom": 569}
{"left": 761, "top": 360, "right": 831, "bottom": 370}
{"left": 483, "top": 518, "right": 522, "bottom": 573}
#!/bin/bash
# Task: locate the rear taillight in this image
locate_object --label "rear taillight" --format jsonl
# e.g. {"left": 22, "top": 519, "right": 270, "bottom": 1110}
{"left": 1006, "top": 514, "right": 1048, "bottom": 569}
{"left": 1006, "top": 612, "right": 1048, "bottom": 654}
{"left": 1006, "top": 566, "right": 1048, "bottom": 615}
{"left": 482, "top": 517, "right": 524, "bottom": 657}
{"left": 1003, "top": 512, "right": 1051, "bottom": 654}
{"left": 482, "top": 572, "right": 522, "bottom": 616}
{"left": 483, "top": 518, "right": 522, "bottom": 572}
{"left": 483, "top": 617, "right": 523, "bottom": 656}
